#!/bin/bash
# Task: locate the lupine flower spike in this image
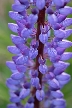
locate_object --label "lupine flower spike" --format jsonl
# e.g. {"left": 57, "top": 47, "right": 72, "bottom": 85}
{"left": 6, "top": 0, "right": 72, "bottom": 108}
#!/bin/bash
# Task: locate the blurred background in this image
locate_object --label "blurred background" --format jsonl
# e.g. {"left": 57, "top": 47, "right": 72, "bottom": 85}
{"left": 0, "top": 0, "right": 72, "bottom": 108}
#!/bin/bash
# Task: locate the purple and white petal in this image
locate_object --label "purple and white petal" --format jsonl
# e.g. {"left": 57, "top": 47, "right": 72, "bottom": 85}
{"left": 16, "top": 55, "right": 28, "bottom": 65}
{"left": 59, "top": 6, "right": 72, "bottom": 16}
{"left": 9, "top": 11, "right": 24, "bottom": 20}
{"left": 20, "top": 88, "right": 30, "bottom": 99}
{"left": 7, "top": 78, "right": 20, "bottom": 85}
{"left": 6, "top": 61, "right": 16, "bottom": 70}
{"left": 8, "top": 23, "right": 18, "bottom": 33}
{"left": 51, "top": 90, "right": 64, "bottom": 98}
{"left": 63, "top": 18, "right": 72, "bottom": 27}
{"left": 57, "top": 39, "right": 72, "bottom": 48}
{"left": 54, "top": 61, "right": 70, "bottom": 69}
{"left": 48, "top": 78, "right": 60, "bottom": 89}
{"left": 59, "top": 78, "right": 71, "bottom": 85}
{"left": 11, "top": 34, "right": 24, "bottom": 45}
{"left": 64, "top": 29, "right": 72, "bottom": 38}
{"left": 54, "top": 29, "right": 66, "bottom": 38}
{"left": 48, "top": 14, "right": 58, "bottom": 25}
{"left": 61, "top": 52, "right": 72, "bottom": 61}
{"left": 56, "top": 72, "right": 71, "bottom": 81}
{"left": 7, "top": 46, "right": 20, "bottom": 54}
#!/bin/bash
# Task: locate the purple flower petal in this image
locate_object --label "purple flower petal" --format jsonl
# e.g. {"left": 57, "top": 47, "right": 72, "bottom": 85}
{"left": 61, "top": 52, "right": 72, "bottom": 61}
{"left": 56, "top": 47, "right": 65, "bottom": 55}
{"left": 7, "top": 78, "right": 20, "bottom": 85}
{"left": 29, "top": 47, "right": 38, "bottom": 59}
{"left": 9, "top": 11, "right": 24, "bottom": 20}
{"left": 19, "top": 0, "right": 28, "bottom": 3}
{"left": 36, "top": 0, "right": 45, "bottom": 10}
{"left": 6, "top": 0, "right": 72, "bottom": 106}
{"left": 11, "top": 34, "right": 24, "bottom": 45}
{"left": 21, "top": 28, "right": 32, "bottom": 38}
{"left": 39, "top": 64, "right": 48, "bottom": 74}
{"left": 31, "top": 77, "right": 39, "bottom": 87}
{"left": 58, "top": 14, "right": 66, "bottom": 23}
{"left": 53, "top": 0, "right": 64, "bottom": 7}
{"left": 17, "top": 44, "right": 29, "bottom": 56}
{"left": 54, "top": 61, "right": 70, "bottom": 69}
{"left": 11, "top": 72, "right": 24, "bottom": 80}
{"left": 6, "top": 81, "right": 18, "bottom": 90}
{"left": 45, "top": 72, "right": 54, "bottom": 80}
{"left": 47, "top": 47, "right": 57, "bottom": 58}
{"left": 57, "top": 39, "right": 72, "bottom": 48}
{"left": 52, "top": 99, "right": 66, "bottom": 106}
{"left": 36, "top": 90, "right": 45, "bottom": 101}
{"left": 24, "top": 82, "right": 31, "bottom": 89}
{"left": 28, "top": 14, "right": 38, "bottom": 24}
{"left": 59, "top": 6, "right": 72, "bottom": 15}
{"left": 39, "top": 33, "right": 48, "bottom": 44}
{"left": 56, "top": 72, "right": 71, "bottom": 81}
{"left": 7, "top": 46, "right": 20, "bottom": 54}
{"left": 16, "top": 65, "right": 27, "bottom": 73}
{"left": 54, "top": 29, "right": 66, "bottom": 38}
{"left": 48, "top": 78, "right": 60, "bottom": 89}
{"left": 8, "top": 23, "right": 18, "bottom": 33}
{"left": 64, "top": 29, "right": 72, "bottom": 38}
{"left": 10, "top": 69, "right": 19, "bottom": 73}
{"left": 10, "top": 95, "right": 20, "bottom": 103}
{"left": 51, "top": 90, "right": 64, "bottom": 98}
{"left": 31, "top": 39, "right": 39, "bottom": 49}
{"left": 12, "top": 55, "right": 19, "bottom": 63}
{"left": 25, "top": 103, "right": 34, "bottom": 108}
{"left": 46, "top": 7, "right": 54, "bottom": 14}
{"left": 7, "top": 104, "right": 17, "bottom": 108}
{"left": 48, "top": 14, "right": 58, "bottom": 25}
{"left": 52, "top": 23, "right": 62, "bottom": 30}
{"left": 12, "top": 4, "right": 26, "bottom": 12}
{"left": 63, "top": 18, "right": 72, "bottom": 27}
{"left": 6, "top": 61, "right": 16, "bottom": 70}
{"left": 15, "top": 0, "right": 20, "bottom": 4}
{"left": 54, "top": 105, "right": 66, "bottom": 108}
{"left": 20, "top": 88, "right": 30, "bottom": 99}
{"left": 65, "top": 0, "right": 70, "bottom": 3}
{"left": 58, "top": 78, "right": 71, "bottom": 85}
{"left": 54, "top": 68, "right": 64, "bottom": 75}
{"left": 16, "top": 55, "right": 28, "bottom": 65}
{"left": 27, "top": 59, "right": 35, "bottom": 67}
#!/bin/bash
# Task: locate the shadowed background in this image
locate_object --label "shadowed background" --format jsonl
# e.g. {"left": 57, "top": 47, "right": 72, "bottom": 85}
{"left": 0, "top": 0, "right": 72, "bottom": 108}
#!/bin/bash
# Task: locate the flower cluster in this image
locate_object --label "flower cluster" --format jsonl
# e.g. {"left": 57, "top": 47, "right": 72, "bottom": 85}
{"left": 6, "top": 0, "right": 72, "bottom": 108}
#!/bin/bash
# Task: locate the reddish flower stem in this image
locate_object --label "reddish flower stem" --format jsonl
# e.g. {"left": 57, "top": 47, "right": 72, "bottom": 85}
{"left": 32, "top": 8, "right": 45, "bottom": 108}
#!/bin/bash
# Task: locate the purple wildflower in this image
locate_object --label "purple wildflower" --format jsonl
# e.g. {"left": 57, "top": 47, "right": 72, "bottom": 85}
{"left": 6, "top": 0, "right": 72, "bottom": 108}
